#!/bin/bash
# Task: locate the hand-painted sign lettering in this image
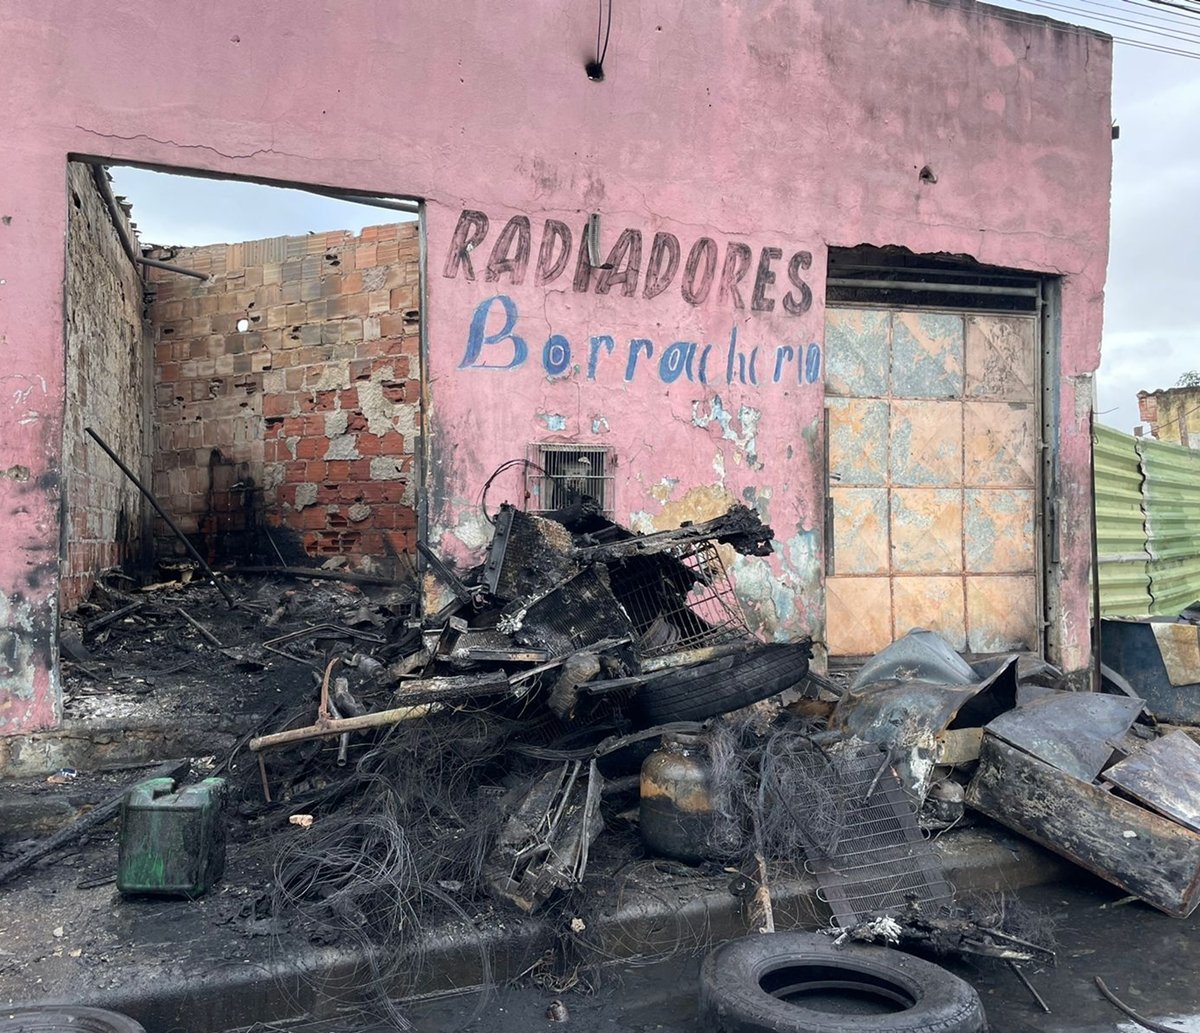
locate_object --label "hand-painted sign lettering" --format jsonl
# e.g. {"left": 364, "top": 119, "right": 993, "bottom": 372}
{"left": 459, "top": 295, "right": 821, "bottom": 387}
{"left": 444, "top": 209, "right": 813, "bottom": 316}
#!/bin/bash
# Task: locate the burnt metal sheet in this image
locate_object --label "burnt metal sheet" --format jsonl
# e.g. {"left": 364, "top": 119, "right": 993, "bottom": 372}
{"left": 1151, "top": 622, "right": 1200, "bottom": 687}
{"left": 1101, "top": 618, "right": 1200, "bottom": 724}
{"left": 501, "top": 565, "right": 636, "bottom": 659}
{"left": 984, "top": 690, "right": 1144, "bottom": 781}
{"left": 1102, "top": 731, "right": 1200, "bottom": 833}
{"left": 834, "top": 632, "right": 1018, "bottom": 796}
{"left": 850, "top": 628, "right": 975, "bottom": 689}
{"left": 967, "top": 733, "right": 1200, "bottom": 917}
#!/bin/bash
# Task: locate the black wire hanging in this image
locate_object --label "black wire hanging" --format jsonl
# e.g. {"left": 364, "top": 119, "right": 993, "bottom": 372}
{"left": 586, "top": 0, "right": 613, "bottom": 80}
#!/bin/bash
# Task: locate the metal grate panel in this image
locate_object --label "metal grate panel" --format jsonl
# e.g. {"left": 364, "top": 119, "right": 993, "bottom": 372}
{"left": 527, "top": 444, "right": 615, "bottom": 517}
{"left": 803, "top": 747, "right": 953, "bottom": 928}
{"left": 606, "top": 540, "right": 751, "bottom": 657}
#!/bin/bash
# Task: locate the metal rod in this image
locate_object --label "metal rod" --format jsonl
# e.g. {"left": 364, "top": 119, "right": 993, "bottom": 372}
{"left": 1008, "top": 961, "right": 1051, "bottom": 1014}
{"left": 248, "top": 702, "right": 441, "bottom": 752}
{"left": 85, "top": 426, "right": 236, "bottom": 608}
{"left": 826, "top": 277, "right": 1041, "bottom": 297}
{"left": 176, "top": 607, "right": 223, "bottom": 647}
{"left": 1095, "top": 976, "right": 1178, "bottom": 1033}
{"left": 303, "top": 186, "right": 420, "bottom": 214}
{"left": 89, "top": 164, "right": 141, "bottom": 269}
{"left": 89, "top": 164, "right": 209, "bottom": 282}
{"left": 829, "top": 262, "right": 1042, "bottom": 283}
{"left": 257, "top": 753, "right": 273, "bottom": 803}
{"left": 136, "top": 255, "right": 208, "bottom": 280}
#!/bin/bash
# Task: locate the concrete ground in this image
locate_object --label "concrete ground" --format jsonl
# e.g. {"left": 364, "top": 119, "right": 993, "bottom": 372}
{"left": 345, "top": 879, "right": 1200, "bottom": 1033}
{"left": 0, "top": 822, "right": 1068, "bottom": 1032}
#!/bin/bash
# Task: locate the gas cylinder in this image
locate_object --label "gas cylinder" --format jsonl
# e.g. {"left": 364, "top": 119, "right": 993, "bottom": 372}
{"left": 639, "top": 732, "right": 718, "bottom": 863}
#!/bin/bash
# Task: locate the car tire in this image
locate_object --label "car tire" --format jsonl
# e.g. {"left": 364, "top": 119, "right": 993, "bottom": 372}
{"left": 698, "top": 932, "right": 987, "bottom": 1033}
{"left": 0, "top": 1007, "right": 147, "bottom": 1033}
{"left": 634, "top": 642, "right": 812, "bottom": 726}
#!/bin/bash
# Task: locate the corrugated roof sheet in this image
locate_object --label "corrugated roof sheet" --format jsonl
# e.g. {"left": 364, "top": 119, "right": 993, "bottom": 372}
{"left": 1094, "top": 424, "right": 1152, "bottom": 617}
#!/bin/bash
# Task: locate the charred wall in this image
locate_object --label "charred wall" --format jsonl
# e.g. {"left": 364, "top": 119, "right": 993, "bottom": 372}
{"left": 147, "top": 222, "right": 420, "bottom": 569}
{"left": 61, "top": 162, "right": 151, "bottom": 612}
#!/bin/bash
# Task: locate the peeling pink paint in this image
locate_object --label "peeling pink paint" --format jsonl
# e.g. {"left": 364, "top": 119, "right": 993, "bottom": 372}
{"left": 0, "top": 0, "right": 1111, "bottom": 733}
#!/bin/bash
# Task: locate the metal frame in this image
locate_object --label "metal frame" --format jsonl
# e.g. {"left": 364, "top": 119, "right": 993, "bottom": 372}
{"left": 1039, "top": 279, "right": 1061, "bottom": 665}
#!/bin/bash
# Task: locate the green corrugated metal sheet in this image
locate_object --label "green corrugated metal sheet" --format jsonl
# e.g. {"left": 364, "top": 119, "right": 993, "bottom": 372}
{"left": 1094, "top": 425, "right": 1152, "bottom": 617}
{"left": 1140, "top": 437, "right": 1200, "bottom": 616}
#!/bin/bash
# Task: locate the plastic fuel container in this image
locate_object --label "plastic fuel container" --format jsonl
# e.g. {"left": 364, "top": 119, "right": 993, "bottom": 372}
{"left": 117, "top": 776, "right": 228, "bottom": 898}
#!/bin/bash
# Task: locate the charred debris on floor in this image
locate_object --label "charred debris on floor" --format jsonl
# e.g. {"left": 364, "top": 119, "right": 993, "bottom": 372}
{"left": 24, "top": 503, "right": 1200, "bottom": 1025}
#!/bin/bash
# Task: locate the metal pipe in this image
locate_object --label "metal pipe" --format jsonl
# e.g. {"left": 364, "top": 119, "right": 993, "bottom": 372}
{"left": 90, "top": 163, "right": 141, "bottom": 269}
{"left": 303, "top": 186, "right": 420, "bottom": 214}
{"left": 84, "top": 426, "right": 237, "bottom": 608}
{"left": 88, "top": 163, "right": 208, "bottom": 282}
{"left": 248, "top": 702, "right": 442, "bottom": 752}
{"left": 826, "top": 277, "right": 1041, "bottom": 297}
{"left": 136, "top": 255, "right": 208, "bottom": 280}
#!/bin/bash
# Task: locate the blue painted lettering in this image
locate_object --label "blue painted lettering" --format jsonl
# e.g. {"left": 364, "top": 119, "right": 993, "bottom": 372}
{"left": 460, "top": 295, "right": 528, "bottom": 370}
{"left": 659, "top": 341, "right": 695, "bottom": 384}
{"left": 543, "top": 334, "right": 571, "bottom": 376}
{"left": 805, "top": 342, "right": 822, "bottom": 384}
{"left": 625, "top": 338, "right": 654, "bottom": 382}
{"left": 773, "top": 345, "right": 795, "bottom": 383}
{"left": 588, "top": 335, "right": 615, "bottom": 379}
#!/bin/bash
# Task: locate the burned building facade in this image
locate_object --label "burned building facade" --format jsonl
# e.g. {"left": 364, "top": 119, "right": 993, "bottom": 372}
{"left": 0, "top": 0, "right": 1112, "bottom": 740}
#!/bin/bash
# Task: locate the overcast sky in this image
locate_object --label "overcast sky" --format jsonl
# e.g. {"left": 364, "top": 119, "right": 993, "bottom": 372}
{"left": 108, "top": 1, "right": 1199, "bottom": 436}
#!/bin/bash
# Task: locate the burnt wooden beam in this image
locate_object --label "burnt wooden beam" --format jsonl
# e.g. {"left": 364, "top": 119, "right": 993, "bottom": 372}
{"left": 966, "top": 733, "right": 1200, "bottom": 917}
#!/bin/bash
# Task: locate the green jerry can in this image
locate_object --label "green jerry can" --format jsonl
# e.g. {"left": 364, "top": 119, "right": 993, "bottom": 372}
{"left": 117, "top": 776, "right": 229, "bottom": 898}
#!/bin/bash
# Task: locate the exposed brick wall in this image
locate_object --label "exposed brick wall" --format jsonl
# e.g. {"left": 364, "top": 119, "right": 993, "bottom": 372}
{"left": 61, "top": 163, "right": 151, "bottom": 612}
{"left": 147, "top": 222, "right": 420, "bottom": 569}
{"left": 1137, "top": 387, "right": 1200, "bottom": 448}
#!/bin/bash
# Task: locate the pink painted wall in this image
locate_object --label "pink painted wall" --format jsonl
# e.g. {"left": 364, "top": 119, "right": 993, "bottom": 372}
{"left": 0, "top": 0, "right": 1111, "bottom": 734}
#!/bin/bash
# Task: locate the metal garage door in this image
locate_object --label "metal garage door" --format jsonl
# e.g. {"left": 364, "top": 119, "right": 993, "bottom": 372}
{"left": 824, "top": 307, "right": 1040, "bottom": 657}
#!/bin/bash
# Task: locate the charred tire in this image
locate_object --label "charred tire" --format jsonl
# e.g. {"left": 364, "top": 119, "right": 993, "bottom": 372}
{"left": 698, "top": 933, "right": 986, "bottom": 1033}
{"left": 634, "top": 643, "right": 812, "bottom": 726}
{"left": 0, "top": 1007, "right": 147, "bottom": 1033}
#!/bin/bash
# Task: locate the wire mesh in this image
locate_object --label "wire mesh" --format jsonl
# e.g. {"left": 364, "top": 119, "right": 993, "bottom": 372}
{"left": 803, "top": 746, "right": 954, "bottom": 928}
{"left": 607, "top": 539, "right": 751, "bottom": 657}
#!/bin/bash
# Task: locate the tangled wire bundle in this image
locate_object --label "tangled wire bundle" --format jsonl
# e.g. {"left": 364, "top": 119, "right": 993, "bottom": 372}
{"left": 268, "top": 709, "right": 536, "bottom": 1029}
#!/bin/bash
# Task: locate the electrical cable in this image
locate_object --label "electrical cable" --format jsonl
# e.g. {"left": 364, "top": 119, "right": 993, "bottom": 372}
{"left": 479, "top": 458, "right": 546, "bottom": 524}
{"left": 1136, "top": 0, "right": 1200, "bottom": 16}
{"left": 1123, "top": 0, "right": 1200, "bottom": 23}
{"left": 1139, "top": 397, "right": 1200, "bottom": 436}
{"left": 908, "top": 0, "right": 1200, "bottom": 58}
{"left": 1017, "top": 0, "right": 1200, "bottom": 45}
{"left": 599, "top": 0, "right": 614, "bottom": 66}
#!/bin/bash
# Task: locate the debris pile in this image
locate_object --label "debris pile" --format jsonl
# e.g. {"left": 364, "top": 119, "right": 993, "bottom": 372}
{"left": 23, "top": 504, "right": 1200, "bottom": 1027}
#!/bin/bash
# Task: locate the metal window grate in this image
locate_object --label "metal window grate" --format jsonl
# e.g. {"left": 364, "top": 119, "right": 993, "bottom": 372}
{"left": 527, "top": 444, "right": 615, "bottom": 517}
{"left": 607, "top": 540, "right": 752, "bottom": 657}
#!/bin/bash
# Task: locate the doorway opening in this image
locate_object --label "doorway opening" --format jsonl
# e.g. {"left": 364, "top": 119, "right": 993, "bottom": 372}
{"left": 822, "top": 246, "right": 1046, "bottom": 660}
{"left": 60, "top": 160, "right": 423, "bottom": 614}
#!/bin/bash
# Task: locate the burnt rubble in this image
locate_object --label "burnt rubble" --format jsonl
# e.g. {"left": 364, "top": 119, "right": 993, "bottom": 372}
{"left": 20, "top": 505, "right": 1200, "bottom": 1026}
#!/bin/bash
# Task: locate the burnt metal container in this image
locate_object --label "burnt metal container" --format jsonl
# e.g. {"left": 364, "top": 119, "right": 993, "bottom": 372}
{"left": 117, "top": 776, "right": 228, "bottom": 898}
{"left": 639, "top": 732, "right": 718, "bottom": 863}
